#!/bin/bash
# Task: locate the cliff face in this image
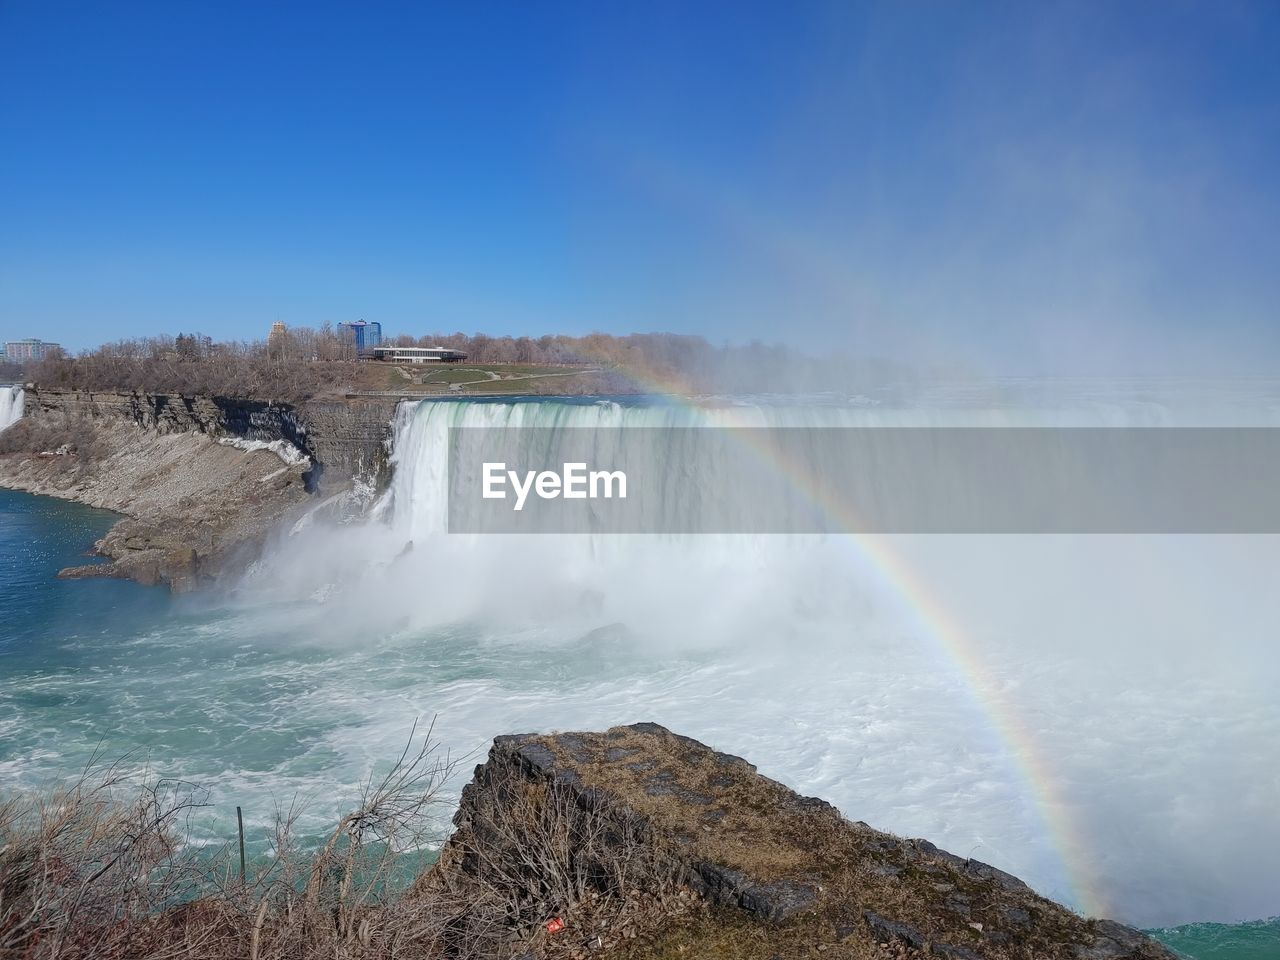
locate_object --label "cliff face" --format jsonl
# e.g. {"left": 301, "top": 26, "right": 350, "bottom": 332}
{"left": 297, "top": 397, "right": 400, "bottom": 488}
{"left": 0, "top": 419, "right": 312, "bottom": 591}
{"left": 433, "top": 723, "right": 1175, "bottom": 960}
{"left": 0, "top": 387, "right": 402, "bottom": 590}
{"left": 23, "top": 387, "right": 400, "bottom": 489}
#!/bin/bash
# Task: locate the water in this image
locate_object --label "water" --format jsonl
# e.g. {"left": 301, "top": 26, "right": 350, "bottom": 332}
{"left": 1151, "top": 918, "right": 1280, "bottom": 960}
{"left": 1, "top": 390, "right": 1278, "bottom": 958}
{"left": 0, "top": 385, "right": 24, "bottom": 432}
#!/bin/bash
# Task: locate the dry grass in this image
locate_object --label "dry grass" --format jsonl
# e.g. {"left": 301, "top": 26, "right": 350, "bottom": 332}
{"left": 434, "top": 760, "right": 692, "bottom": 958}
{"left": 0, "top": 751, "right": 210, "bottom": 959}
{"left": 0, "top": 724, "right": 697, "bottom": 960}
{"left": 536, "top": 728, "right": 818, "bottom": 878}
{"left": 515, "top": 726, "right": 1175, "bottom": 960}
{"left": 0, "top": 722, "right": 474, "bottom": 960}
{"left": 1, "top": 723, "right": 1174, "bottom": 960}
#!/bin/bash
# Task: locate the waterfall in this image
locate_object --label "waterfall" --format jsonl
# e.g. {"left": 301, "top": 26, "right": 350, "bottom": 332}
{"left": 236, "top": 388, "right": 1280, "bottom": 926}
{"left": 379, "top": 392, "right": 1280, "bottom": 538}
{"left": 0, "top": 386, "right": 24, "bottom": 433}
{"left": 245, "top": 387, "right": 1276, "bottom": 643}
{"left": 380, "top": 396, "right": 1042, "bottom": 537}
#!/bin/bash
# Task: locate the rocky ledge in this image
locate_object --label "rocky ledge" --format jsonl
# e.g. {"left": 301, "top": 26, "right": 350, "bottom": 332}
{"left": 0, "top": 387, "right": 400, "bottom": 590}
{"left": 431, "top": 723, "right": 1175, "bottom": 960}
{"left": 0, "top": 423, "right": 313, "bottom": 591}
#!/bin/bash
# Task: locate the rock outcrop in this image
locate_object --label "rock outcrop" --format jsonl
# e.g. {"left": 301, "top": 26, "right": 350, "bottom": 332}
{"left": 1, "top": 422, "right": 312, "bottom": 590}
{"left": 0, "top": 387, "right": 401, "bottom": 590}
{"left": 19, "top": 387, "right": 400, "bottom": 488}
{"left": 432, "top": 723, "right": 1176, "bottom": 960}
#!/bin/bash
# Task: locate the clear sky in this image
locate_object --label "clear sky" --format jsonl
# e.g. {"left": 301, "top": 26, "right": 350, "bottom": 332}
{"left": 2, "top": 1, "right": 1278, "bottom": 373}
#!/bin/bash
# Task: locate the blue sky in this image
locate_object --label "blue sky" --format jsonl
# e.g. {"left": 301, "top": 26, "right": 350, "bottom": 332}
{"left": 2, "top": 1, "right": 1278, "bottom": 373}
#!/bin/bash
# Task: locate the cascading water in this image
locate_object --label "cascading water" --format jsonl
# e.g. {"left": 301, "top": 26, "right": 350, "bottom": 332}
{"left": 0, "top": 385, "right": 24, "bottom": 432}
{"left": 232, "top": 391, "right": 1280, "bottom": 928}
{"left": 2, "top": 388, "right": 1278, "bottom": 937}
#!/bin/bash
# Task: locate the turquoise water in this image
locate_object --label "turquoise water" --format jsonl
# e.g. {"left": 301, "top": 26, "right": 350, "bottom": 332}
{"left": 3, "top": 388, "right": 1280, "bottom": 959}
{"left": 1151, "top": 918, "right": 1280, "bottom": 959}
{"left": 1, "top": 490, "right": 1272, "bottom": 957}
{"left": 0, "top": 487, "right": 171, "bottom": 651}
{"left": 0, "top": 484, "right": 700, "bottom": 839}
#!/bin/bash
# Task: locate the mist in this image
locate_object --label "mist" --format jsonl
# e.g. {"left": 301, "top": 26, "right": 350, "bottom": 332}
{"left": 200, "top": 393, "right": 1280, "bottom": 929}
{"left": 570, "top": 3, "right": 1280, "bottom": 379}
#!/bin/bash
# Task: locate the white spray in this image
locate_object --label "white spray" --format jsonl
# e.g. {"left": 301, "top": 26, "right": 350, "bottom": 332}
{"left": 0, "top": 386, "right": 24, "bottom": 433}
{"left": 233, "top": 388, "right": 1280, "bottom": 927}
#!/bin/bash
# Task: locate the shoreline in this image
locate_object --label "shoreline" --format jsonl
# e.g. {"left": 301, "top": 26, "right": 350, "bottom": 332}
{"left": 0, "top": 385, "right": 404, "bottom": 590}
{"left": 0, "top": 424, "right": 313, "bottom": 591}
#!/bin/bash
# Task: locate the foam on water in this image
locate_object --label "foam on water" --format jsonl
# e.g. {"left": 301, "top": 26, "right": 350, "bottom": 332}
{"left": 242, "top": 391, "right": 1280, "bottom": 927}
{"left": 2, "top": 386, "right": 1279, "bottom": 942}
{"left": 1151, "top": 917, "right": 1280, "bottom": 959}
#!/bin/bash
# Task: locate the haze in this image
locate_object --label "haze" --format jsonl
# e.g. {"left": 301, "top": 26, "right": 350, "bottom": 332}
{"left": 2, "top": 1, "right": 1278, "bottom": 375}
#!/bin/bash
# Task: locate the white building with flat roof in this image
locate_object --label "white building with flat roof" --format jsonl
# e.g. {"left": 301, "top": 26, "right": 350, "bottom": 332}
{"left": 370, "top": 346, "right": 468, "bottom": 363}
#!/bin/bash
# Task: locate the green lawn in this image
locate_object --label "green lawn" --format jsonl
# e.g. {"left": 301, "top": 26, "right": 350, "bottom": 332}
{"left": 360, "top": 362, "right": 604, "bottom": 394}
{"left": 416, "top": 366, "right": 503, "bottom": 385}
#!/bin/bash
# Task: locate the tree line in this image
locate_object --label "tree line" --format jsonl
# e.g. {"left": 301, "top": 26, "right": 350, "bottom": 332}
{"left": 16, "top": 324, "right": 916, "bottom": 400}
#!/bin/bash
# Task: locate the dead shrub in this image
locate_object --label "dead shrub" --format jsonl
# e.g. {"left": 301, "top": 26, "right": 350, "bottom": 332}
{"left": 0, "top": 413, "right": 105, "bottom": 479}
{"left": 446, "top": 766, "right": 680, "bottom": 954}
{"left": 0, "top": 751, "right": 210, "bottom": 959}
{"left": 0, "top": 721, "right": 473, "bottom": 960}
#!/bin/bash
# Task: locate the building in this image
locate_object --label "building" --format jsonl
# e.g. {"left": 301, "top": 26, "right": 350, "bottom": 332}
{"left": 4, "top": 339, "right": 61, "bottom": 362}
{"left": 338, "top": 320, "right": 382, "bottom": 356}
{"left": 370, "top": 346, "right": 467, "bottom": 363}
{"left": 267, "top": 321, "right": 288, "bottom": 361}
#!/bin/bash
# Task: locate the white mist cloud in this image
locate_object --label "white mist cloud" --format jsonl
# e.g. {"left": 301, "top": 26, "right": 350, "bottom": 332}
{"left": 215, "top": 396, "right": 1280, "bottom": 927}
{"left": 572, "top": 2, "right": 1280, "bottom": 376}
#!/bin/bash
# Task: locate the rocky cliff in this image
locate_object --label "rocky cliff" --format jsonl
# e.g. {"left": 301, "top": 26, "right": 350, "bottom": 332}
{"left": 18, "top": 387, "right": 400, "bottom": 488}
{"left": 0, "top": 387, "right": 401, "bottom": 590}
{"left": 430, "top": 723, "right": 1176, "bottom": 960}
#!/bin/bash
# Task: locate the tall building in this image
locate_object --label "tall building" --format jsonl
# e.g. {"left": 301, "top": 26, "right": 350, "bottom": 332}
{"left": 337, "top": 320, "right": 382, "bottom": 357}
{"left": 4, "top": 338, "right": 61, "bottom": 361}
{"left": 267, "top": 321, "right": 287, "bottom": 361}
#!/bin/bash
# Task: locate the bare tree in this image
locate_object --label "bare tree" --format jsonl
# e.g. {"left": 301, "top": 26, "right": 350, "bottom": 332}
{"left": 0, "top": 722, "right": 469, "bottom": 960}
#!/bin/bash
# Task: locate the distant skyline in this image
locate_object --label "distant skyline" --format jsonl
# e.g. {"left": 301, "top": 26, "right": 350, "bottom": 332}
{"left": 2, "top": 1, "right": 1278, "bottom": 374}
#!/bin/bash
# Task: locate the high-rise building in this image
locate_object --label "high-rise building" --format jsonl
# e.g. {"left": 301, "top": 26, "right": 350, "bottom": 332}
{"left": 4, "top": 339, "right": 61, "bottom": 361}
{"left": 337, "top": 320, "right": 382, "bottom": 357}
{"left": 267, "top": 321, "right": 287, "bottom": 361}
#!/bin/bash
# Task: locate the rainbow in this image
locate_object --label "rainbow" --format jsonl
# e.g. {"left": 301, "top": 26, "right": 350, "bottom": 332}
{"left": 571, "top": 361, "right": 1106, "bottom": 918}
